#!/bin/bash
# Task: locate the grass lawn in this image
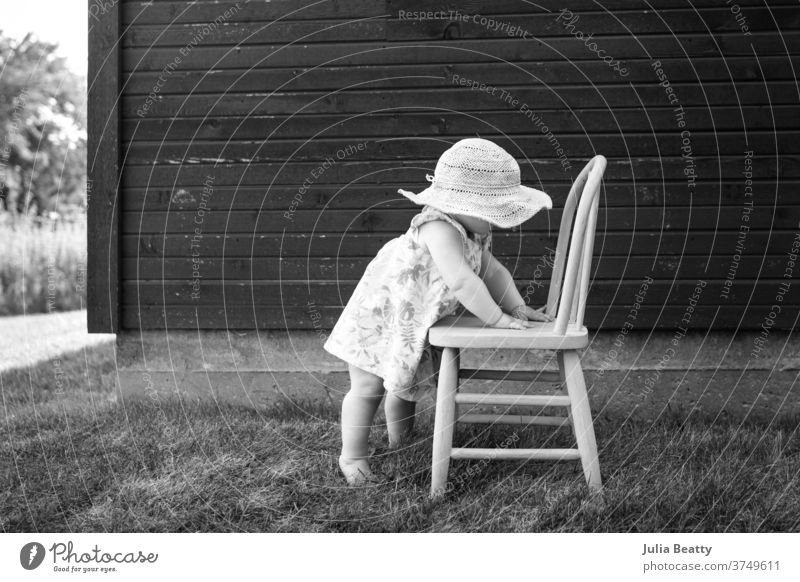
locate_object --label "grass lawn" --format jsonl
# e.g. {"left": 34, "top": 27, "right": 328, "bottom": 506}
{"left": 2, "top": 342, "right": 800, "bottom": 533}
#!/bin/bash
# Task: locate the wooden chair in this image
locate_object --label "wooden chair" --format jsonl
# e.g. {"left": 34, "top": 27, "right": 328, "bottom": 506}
{"left": 428, "top": 155, "right": 607, "bottom": 496}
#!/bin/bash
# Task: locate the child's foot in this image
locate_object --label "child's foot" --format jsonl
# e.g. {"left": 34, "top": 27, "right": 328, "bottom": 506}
{"left": 338, "top": 456, "right": 385, "bottom": 486}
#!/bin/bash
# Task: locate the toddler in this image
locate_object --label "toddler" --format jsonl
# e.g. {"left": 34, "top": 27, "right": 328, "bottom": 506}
{"left": 323, "top": 138, "right": 553, "bottom": 485}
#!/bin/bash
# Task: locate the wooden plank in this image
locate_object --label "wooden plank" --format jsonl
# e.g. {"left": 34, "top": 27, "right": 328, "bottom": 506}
{"left": 121, "top": 280, "right": 800, "bottom": 306}
{"left": 121, "top": 34, "right": 800, "bottom": 72}
{"left": 121, "top": 231, "right": 800, "bottom": 258}
{"left": 121, "top": 57, "right": 800, "bottom": 96}
{"left": 123, "top": 0, "right": 794, "bottom": 9}
{"left": 119, "top": 0, "right": 798, "bottom": 25}
{"left": 120, "top": 0, "right": 387, "bottom": 25}
{"left": 386, "top": 0, "right": 798, "bottom": 15}
{"left": 121, "top": 255, "right": 798, "bottom": 281}
{"left": 121, "top": 207, "right": 800, "bottom": 234}
{"left": 121, "top": 20, "right": 385, "bottom": 47}
{"left": 118, "top": 8, "right": 797, "bottom": 46}
{"left": 121, "top": 106, "right": 798, "bottom": 143}
{"left": 120, "top": 156, "right": 799, "bottom": 186}
{"left": 118, "top": 181, "right": 799, "bottom": 211}
{"left": 119, "top": 304, "right": 800, "bottom": 330}
{"left": 120, "top": 83, "right": 798, "bottom": 118}
{"left": 387, "top": 7, "right": 798, "bottom": 41}
{"left": 87, "top": 0, "right": 120, "bottom": 333}
{"left": 121, "top": 132, "right": 793, "bottom": 165}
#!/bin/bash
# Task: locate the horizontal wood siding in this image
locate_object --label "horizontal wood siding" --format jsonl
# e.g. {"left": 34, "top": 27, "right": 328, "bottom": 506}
{"left": 118, "top": 0, "right": 800, "bottom": 330}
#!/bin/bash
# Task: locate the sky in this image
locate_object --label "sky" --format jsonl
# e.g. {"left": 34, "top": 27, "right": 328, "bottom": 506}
{"left": 2, "top": 1, "right": 89, "bottom": 76}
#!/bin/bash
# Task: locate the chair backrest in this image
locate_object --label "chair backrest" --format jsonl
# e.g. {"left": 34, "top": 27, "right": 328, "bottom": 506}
{"left": 545, "top": 155, "right": 607, "bottom": 335}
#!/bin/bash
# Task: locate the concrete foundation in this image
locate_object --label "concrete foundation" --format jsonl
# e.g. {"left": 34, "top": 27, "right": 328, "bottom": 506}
{"left": 115, "top": 328, "right": 800, "bottom": 421}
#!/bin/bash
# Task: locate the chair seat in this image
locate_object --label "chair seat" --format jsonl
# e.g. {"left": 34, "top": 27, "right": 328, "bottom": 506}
{"left": 428, "top": 315, "right": 589, "bottom": 349}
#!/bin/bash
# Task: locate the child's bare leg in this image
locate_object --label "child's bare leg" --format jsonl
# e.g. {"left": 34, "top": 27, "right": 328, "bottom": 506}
{"left": 385, "top": 393, "right": 416, "bottom": 448}
{"left": 339, "top": 364, "right": 385, "bottom": 485}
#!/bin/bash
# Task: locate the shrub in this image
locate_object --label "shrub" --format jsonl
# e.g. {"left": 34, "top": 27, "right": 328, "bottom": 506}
{"left": 0, "top": 213, "right": 86, "bottom": 315}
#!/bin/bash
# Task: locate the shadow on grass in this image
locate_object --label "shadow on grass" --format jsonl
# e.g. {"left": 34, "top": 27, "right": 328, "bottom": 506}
{"left": 2, "top": 344, "right": 799, "bottom": 532}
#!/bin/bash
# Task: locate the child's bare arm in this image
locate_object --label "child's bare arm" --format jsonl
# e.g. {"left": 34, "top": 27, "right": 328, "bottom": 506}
{"left": 480, "top": 249, "right": 553, "bottom": 322}
{"left": 479, "top": 251, "right": 526, "bottom": 312}
{"left": 419, "top": 221, "right": 536, "bottom": 329}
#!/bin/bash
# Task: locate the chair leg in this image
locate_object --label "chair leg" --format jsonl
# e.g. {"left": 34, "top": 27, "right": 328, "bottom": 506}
{"left": 431, "top": 347, "right": 459, "bottom": 497}
{"left": 558, "top": 350, "right": 602, "bottom": 491}
{"left": 557, "top": 355, "right": 574, "bottom": 427}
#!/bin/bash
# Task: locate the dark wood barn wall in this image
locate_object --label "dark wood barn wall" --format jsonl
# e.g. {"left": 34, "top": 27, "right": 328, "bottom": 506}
{"left": 113, "top": 0, "right": 799, "bottom": 331}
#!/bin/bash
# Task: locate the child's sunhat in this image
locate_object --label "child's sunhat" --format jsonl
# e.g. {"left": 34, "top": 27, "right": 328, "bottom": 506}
{"left": 397, "top": 138, "right": 552, "bottom": 229}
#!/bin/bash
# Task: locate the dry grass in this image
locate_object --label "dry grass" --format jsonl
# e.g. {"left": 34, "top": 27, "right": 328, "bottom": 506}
{"left": 2, "top": 343, "right": 800, "bottom": 533}
{"left": 0, "top": 215, "right": 86, "bottom": 315}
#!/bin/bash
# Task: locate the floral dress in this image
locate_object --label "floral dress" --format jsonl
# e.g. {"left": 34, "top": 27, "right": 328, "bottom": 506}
{"left": 323, "top": 205, "right": 492, "bottom": 402}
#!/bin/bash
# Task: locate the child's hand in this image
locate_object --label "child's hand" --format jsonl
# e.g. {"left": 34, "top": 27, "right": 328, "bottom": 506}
{"left": 490, "top": 313, "right": 539, "bottom": 330}
{"left": 510, "top": 305, "right": 554, "bottom": 322}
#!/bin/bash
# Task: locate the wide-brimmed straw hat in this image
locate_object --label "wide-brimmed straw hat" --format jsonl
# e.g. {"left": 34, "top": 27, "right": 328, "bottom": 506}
{"left": 397, "top": 138, "right": 552, "bottom": 229}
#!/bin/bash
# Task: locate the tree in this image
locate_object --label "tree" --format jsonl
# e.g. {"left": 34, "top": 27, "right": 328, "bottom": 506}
{"left": 0, "top": 31, "right": 86, "bottom": 215}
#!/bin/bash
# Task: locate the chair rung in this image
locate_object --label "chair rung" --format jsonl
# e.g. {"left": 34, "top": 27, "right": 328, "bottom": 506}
{"left": 454, "top": 393, "right": 571, "bottom": 407}
{"left": 458, "top": 369, "right": 562, "bottom": 383}
{"left": 458, "top": 413, "right": 571, "bottom": 427}
{"left": 451, "top": 447, "right": 582, "bottom": 461}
